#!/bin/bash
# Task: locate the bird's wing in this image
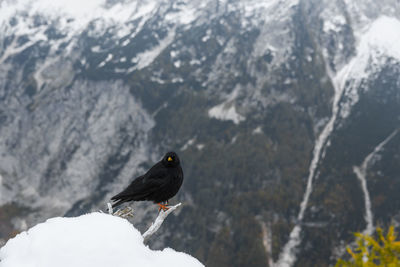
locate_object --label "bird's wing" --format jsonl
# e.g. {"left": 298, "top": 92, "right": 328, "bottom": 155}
{"left": 142, "top": 163, "right": 170, "bottom": 183}
{"left": 111, "top": 175, "right": 146, "bottom": 200}
{"left": 111, "top": 166, "right": 169, "bottom": 201}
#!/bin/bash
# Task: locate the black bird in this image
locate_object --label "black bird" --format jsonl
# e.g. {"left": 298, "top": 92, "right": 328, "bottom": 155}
{"left": 111, "top": 151, "right": 183, "bottom": 211}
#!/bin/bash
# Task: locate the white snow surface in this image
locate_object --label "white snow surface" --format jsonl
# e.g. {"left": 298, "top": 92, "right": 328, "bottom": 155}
{"left": 0, "top": 212, "right": 204, "bottom": 267}
{"left": 340, "top": 15, "right": 400, "bottom": 83}
{"left": 336, "top": 16, "right": 400, "bottom": 119}
{"left": 360, "top": 16, "right": 400, "bottom": 60}
{"left": 0, "top": 0, "right": 158, "bottom": 35}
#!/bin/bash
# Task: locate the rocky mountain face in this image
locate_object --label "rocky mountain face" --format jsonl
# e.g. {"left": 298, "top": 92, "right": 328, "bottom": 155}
{"left": 1, "top": 0, "right": 400, "bottom": 266}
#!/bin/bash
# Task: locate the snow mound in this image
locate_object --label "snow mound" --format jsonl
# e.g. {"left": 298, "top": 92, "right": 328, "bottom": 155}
{"left": 0, "top": 212, "right": 204, "bottom": 267}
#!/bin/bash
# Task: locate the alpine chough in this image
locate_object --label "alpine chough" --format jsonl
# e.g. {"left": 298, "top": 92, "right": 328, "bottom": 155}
{"left": 111, "top": 151, "right": 183, "bottom": 211}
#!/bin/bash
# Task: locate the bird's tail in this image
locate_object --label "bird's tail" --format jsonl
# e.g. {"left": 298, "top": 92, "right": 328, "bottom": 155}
{"left": 111, "top": 199, "right": 127, "bottom": 209}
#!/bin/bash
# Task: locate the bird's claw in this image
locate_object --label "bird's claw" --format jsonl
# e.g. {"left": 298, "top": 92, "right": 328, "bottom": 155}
{"left": 157, "top": 203, "right": 170, "bottom": 212}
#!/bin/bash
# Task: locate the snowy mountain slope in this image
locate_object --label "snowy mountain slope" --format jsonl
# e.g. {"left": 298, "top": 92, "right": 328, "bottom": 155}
{"left": 0, "top": 0, "right": 301, "bottom": 224}
{"left": 0, "top": 0, "right": 400, "bottom": 266}
{"left": 277, "top": 2, "right": 400, "bottom": 264}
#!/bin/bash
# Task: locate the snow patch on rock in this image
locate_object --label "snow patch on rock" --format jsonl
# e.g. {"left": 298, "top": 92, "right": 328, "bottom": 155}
{"left": 336, "top": 16, "right": 400, "bottom": 119}
{"left": 133, "top": 30, "right": 176, "bottom": 70}
{"left": 208, "top": 87, "right": 245, "bottom": 125}
{"left": 208, "top": 104, "right": 244, "bottom": 125}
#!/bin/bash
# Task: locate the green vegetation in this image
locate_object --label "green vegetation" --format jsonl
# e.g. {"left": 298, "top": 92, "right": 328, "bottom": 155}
{"left": 336, "top": 226, "right": 400, "bottom": 267}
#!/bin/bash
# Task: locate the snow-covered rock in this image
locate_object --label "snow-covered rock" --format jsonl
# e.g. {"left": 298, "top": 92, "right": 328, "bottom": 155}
{"left": 0, "top": 213, "right": 204, "bottom": 267}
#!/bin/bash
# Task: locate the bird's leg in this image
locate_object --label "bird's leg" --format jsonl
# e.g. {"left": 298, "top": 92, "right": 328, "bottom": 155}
{"left": 164, "top": 200, "right": 170, "bottom": 210}
{"left": 156, "top": 202, "right": 170, "bottom": 212}
{"left": 164, "top": 200, "right": 170, "bottom": 209}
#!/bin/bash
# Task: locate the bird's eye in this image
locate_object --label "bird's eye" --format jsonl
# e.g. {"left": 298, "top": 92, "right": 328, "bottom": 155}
{"left": 167, "top": 156, "right": 173, "bottom": 162}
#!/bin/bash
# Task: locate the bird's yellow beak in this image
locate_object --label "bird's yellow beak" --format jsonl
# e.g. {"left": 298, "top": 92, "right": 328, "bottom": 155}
{"left": 167, "top": 156, "right": 173, "bottom": 162}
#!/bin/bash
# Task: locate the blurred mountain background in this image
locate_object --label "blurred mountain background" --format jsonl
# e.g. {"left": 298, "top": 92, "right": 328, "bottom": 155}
{"left": 0, "top": 0, "right": 400, "bottom": 266}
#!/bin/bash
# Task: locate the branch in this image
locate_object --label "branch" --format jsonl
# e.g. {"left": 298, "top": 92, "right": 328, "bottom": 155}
{"left": 106, "top": 203, "right": 134, "bottom": 218}
{"left": 106, "top": 202, "right": 182, "bottom": 240}
{"left": 107, "top": 202, "right": 113, "bottom": 214}
{"left": 142, "top": 203, "right": 182, "bottom": 241}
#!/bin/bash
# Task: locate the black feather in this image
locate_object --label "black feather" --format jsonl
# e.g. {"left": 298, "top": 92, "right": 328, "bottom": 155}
{"left": 111, "top": 152, "right": 183, "bottom": 209}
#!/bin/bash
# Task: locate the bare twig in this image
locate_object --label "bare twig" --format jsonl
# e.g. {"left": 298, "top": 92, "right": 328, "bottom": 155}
{"left": 106, "top": 202, "right": 182, "bottom": 239}
{"left": 106, "top": 203, "right": 134, "bottom": 218}
{"left": 107, "top": 203, "right": 113, "bottom": 214}
{"left": 114, "top": 207, "right": 134, "bottom": 218}
{"left": 142, "top": 203, "right": 182, "bottom": 241}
